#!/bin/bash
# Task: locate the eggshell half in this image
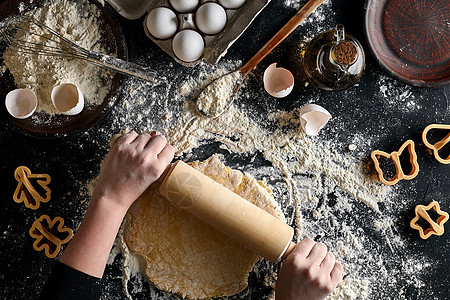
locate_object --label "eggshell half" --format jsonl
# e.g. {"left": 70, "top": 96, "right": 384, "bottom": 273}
{"left": 51, "top": 83, "right": 84, "bottom": 115}
{"left": 263, "top": 63, "right": 294, "bottom": 98}
{"left": 299, "top": 104, "right": 332, "bottom": 136}
{"left": 5, "top": 89, "right": 37, "bottom": 119}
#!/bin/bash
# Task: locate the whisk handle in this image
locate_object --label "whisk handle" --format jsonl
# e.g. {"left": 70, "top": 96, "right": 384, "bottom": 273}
{"left": 87, "top": 51, "right": 160, "bottom": 83}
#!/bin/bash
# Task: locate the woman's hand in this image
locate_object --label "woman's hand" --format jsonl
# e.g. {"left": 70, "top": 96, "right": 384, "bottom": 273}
{"left": 275, "top": 238, "right": 343, "bottom": 300}
{"left": 60, "top": 132, "right": 175, "bottom": 278}
{"left": 92, "top": 131, "right": 175, "bottom": 212}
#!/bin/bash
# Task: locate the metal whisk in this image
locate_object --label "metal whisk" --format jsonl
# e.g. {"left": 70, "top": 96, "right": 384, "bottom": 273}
{"left": 1, "top": 15, "right": 161, "bottom": 83}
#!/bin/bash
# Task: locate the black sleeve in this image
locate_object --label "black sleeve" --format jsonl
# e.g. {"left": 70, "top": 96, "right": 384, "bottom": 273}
{"left": 39, "top": 261, "right": 103, "bottom": 300}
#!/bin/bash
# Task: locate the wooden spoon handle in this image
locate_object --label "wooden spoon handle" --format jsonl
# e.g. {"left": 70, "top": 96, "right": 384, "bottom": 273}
{"left": 241, "top": 0, "right": 326, "bottom": 75}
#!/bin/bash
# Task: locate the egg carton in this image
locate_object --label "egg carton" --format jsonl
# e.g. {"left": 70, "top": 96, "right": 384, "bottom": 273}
{"left": 106, "top": 0, "right": 271, "bottom": 67}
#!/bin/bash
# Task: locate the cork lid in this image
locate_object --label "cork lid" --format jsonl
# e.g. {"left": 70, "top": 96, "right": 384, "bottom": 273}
{"left": 333, "top": 40, "right": 358, "bottom": 65}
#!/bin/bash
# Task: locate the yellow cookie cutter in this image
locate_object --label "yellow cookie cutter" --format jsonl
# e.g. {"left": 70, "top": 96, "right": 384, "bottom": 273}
{"left": 13, "top": 166, "right": 51, "bottom": 210}
{"left": 410, "top": 201, "right": 449, "bottom": 239}
{"left": 422, "top": 124, "right": 450, "bottom": 164}
{"left": 371, "top": 140, "right": 420, "bottom": 185}
{"left": 29, "top": 215, "right": 73, "bottom": 258}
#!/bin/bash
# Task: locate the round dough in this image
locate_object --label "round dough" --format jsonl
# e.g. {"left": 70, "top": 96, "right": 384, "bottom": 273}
{"left": 124, "top": 156, "right": 285, "bottom": 299}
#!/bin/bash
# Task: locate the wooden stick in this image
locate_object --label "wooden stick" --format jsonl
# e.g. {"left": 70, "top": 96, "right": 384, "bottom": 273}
{"left": 241, "top": 0, "right": 326, "bottom": 75}
{"left": 160, "top": 161, "right": 295, "bottom": 262}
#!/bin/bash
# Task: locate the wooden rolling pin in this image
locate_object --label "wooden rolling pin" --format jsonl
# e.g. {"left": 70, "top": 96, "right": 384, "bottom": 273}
{"left": 159, "top": 161, "right": 296, "bottom": 262}
{"left": 110, "top": 134, "right": 296, "bottom": 261}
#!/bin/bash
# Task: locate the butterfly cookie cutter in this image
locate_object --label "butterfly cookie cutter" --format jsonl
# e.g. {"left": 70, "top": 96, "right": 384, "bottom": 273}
{"left": 13, "top": 166, "right": 51, "bottom": 210}
{"left": 410, "top": 201, "right": 449, "bottom": 239}
{"left": 422, "top": 124, "right": 450, "bottom": 164}
{"left": 371, "top": 140, "right": 420, "bottom": 185}
{"left": 29, "top": 215, "right": 73, "bottom": 258}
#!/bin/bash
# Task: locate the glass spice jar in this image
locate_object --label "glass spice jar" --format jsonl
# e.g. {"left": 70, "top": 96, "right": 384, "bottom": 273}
{"left": 303, "top": 24, "right": 365, "bottom": 91}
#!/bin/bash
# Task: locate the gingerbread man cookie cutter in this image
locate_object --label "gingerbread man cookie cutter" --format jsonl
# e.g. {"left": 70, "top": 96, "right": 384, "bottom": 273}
{"left": 29, "top": 215, "right": 73, "bottom": 258}
{"left": 422, "top": 124, "right": 450, "bottom": 164}
{"left": 410, "top": 201, "right": 449, "bottom": 239}
{"left": 371, "top": 140, "right": 420, "bottom": 185}
{"left": 13, "top": 166, "right": 51, "bottom": 210}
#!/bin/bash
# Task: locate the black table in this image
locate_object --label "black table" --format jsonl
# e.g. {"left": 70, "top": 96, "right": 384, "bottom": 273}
{"left": 1, "top": 0, "right": 449, "bottom": 299}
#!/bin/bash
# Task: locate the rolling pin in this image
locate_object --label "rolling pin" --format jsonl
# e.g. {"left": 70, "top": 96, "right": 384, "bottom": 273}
{"left": 110, "top": 134, "right": 296, "bottom": 262}
{"left": 159, "top": 161, "right": 296, "bottom": 262}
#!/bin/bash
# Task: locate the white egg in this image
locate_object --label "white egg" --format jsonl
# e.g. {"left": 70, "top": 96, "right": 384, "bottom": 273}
{"left": 146, "top": 7, "right": 178, "bottom": 39}
{"left": 170, "top": 0, "right": 199, "bottom": 13}
{"left": 195, "top": 3, "right": 227, "bottom": 35}
{"left": 172, "top": 29, "right": 204, "bottom": 62}
{"left": 218, "top": 0, "right": 247, "bottom": 9}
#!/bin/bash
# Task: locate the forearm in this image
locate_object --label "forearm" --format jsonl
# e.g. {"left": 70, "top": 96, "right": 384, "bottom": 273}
{"left": 58, "top": 132, "right": 174, "bottom": 279}
{"left": 60, "top": 196, "right": 128, "bottom": 278}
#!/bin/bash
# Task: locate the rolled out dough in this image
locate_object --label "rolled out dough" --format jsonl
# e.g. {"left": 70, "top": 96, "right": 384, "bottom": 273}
{"left": 124, "top": 156, "right": 285, "bottom": 299}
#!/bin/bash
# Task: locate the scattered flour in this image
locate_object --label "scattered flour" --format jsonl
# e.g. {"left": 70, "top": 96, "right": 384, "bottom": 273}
{"left": 84, "top": 55, "right": 437, "bottom": 299}
{"left": 2, "top": 0, "right": 114, "bottom": 114}
{"left": 2, "top": 1, "right": 441, "bottom": 299}
{"left": 196, "top": 71, "right": 242, "bottom": 117}
{"left": 284, "top": 0, "right": 333, "bottom": 38}
{"left": 377, "top": 74, "right": 421, "bottom": 112}
{"left": 31, "top": 1, "right": 434, "bottom": 296}
{"left": 76, "top": 54, "right": 439, "bottom": 299}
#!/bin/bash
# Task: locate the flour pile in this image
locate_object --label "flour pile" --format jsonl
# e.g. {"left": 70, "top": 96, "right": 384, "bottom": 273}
{"left": 196, "top": 71, "right": 242, "bottom": 117}
{"left": 2, "top": 0, "right": 113, "bottom": 115}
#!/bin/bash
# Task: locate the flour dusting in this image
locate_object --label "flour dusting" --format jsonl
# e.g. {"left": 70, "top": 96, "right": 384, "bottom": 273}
{"left": 196, "top": 71, "right": 242, "bottom": 117}
{"left": 86, "top": 53, "right": 438, "bottom": 298}
{"left": 2, "top": 0, "right": 114, "bottom": 115}
{"left": 377, "top": 74, "right": 422, "bottom": 112}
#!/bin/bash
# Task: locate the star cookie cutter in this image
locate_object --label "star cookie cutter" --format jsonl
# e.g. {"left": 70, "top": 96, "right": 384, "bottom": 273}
{"left": 13, "top": 166, "right": 51, "bottom": 210}
{"left": 29, "top": 215, "right": 73, "bottom": 258}
{"left": 410, "top": 201, "right": 449, "bottom": 239}
{"left": 371, "top": 140, "right": 420, "bottom": 185}
{"left": 422, "top": 124, "right": 450, "bottom": 164}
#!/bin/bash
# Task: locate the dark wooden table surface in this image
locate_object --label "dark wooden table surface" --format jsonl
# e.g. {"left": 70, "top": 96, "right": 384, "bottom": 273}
{"left": 1, "top": 0, "right": 449, "bottom": 299}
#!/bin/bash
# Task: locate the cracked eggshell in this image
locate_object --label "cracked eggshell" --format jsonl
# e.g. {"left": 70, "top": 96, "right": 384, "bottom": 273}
{"left": 263, "top": 63, "right": 294, "bottom": 98}
{"left": 5, "top": 89, "right": 37, "bottom": 119}
{"left": 299, "top": 104, "right": 332, "bottom": 136}
{"left": 51, "top": 83, "right": 84, "bottom": 115}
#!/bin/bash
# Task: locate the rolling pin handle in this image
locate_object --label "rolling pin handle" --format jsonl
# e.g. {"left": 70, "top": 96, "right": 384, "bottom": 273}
{"left": 281, "top": 241, "right": 297, "bottom": 261}
{"left": 155, "top": 164, "right": 172, "bottom": 184}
